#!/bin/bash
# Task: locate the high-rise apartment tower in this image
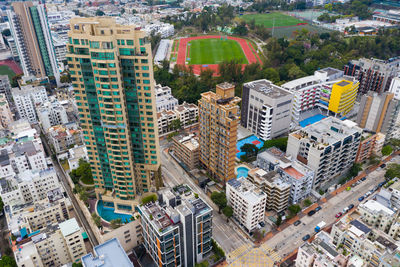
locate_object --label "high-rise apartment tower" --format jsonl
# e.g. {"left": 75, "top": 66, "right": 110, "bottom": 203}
{"left": 7, "top": 2, "right": 60, "bottom": 85}
{"left": 67, "top": 17, "right": 160, "bottom": 209}
{"left": 198, "top": 83, "right": 240, "bottom": 183}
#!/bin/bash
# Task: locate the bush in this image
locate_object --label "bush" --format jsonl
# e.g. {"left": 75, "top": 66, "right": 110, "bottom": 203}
{"left": 382, "top": 145, "right": 393, "bottom": 156}
{"left": 303, "top": 199, "right": 312, "bottom": 207}
{"left": 211, "top": 239, "right": 225, "bottom": 261}
{"left": 261, "top": 137, "right": 288, "bottom": 151}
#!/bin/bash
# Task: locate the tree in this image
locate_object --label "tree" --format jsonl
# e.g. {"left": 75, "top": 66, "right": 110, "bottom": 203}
{"left": 72, "top": 263, "right": 83, "bottom": 267}
{"left": 303, "top": 199, "right": 312, "bottom": 207}
{"left": 0, "top": 196, "right": 3, "bottom": 211}
{"left": 288, "top": 204, "right": 301, "bottom": 215}
{"left": 79, "top": 190, "right": 89, "bottom": 204}
{"left": 385, "top": 164, "right": 400, "bottom": 180}
{"left": 240, "top": 143, "right": 258, "bottom": 158}
{"left": 0, "top": 255, "right": 17, "bottom": 267}
{"left": 349, "top": 163, "right": 362, "bottom": 178}
{"left": 121, "top": 8, "right": 125, "bottom": 15}
{"left": 132, "top": 9, "right": 137, "bottom": 14}
{"left": 171, "top": 119, "right": 182, "bottom": 131}
{"left": 141, "top": 194, "right": 157, "bottom": 204}
{"left": 276, "top": 215, "right": 282, "bottom": 226}
{"left": 71, "top": 159, "right": 93, "bottom": 185}
{"left": 96, "top": 10, "right": 105, "bottom": 16}
{"left": 233, "top": 21, "right": 248, "bottom": 36}
{"left": 92, "top": 213, "right": 102, "bottom": 228}
{"left": 222, "top": 206, "right": 233, "bottom": 222}
{"left": 261, "top": 137, "right": 288, "bottom": 151}
{"left": 253, "top": 229, "right": 264, "bottom": 242}
{"left": 60, "top": 74, "right": 71, "bottom": 84}
{"left": 382, "top": 145, "right": 393, "bottom": 156}
{"left": 211, "top": 192, "right": 227, "bottom": 213}
{"left": 110, "top": 218, "right": 123, "bottom": 229}
{"left": 1, "top": 29, "right": 11, "bottom": 37}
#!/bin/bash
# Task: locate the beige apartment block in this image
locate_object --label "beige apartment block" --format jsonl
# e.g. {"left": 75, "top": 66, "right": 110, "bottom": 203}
{"left": 198, "top": 83, "right": 241, "bottom": 183}
{"left": 171, "top": 133, "right": 199, "bottom": 170}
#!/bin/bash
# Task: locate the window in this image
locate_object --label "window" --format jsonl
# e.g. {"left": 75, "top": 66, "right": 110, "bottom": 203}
{"left": 127, "top": 40, "right": 134, "bottom": 46}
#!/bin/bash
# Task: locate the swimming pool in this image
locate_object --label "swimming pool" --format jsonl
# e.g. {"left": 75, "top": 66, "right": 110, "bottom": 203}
{"left": 299, "top": 114, "right": 327, "bottom": 128}
{"left": 96, "top": 200, "right": 133, "bottom": 223}
{"left": 236, "top": 135, "right": 264, "bottom": 158}
{"left": 236, "top": 166, "right": 250, "bottom": 178}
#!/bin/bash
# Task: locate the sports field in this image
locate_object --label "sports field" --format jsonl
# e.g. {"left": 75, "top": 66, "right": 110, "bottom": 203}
{"left": 0, "top": 65, "right": 16, "bottom": 81}
{"left": 187, "top": 38, "right": 248, "bottom": 65}
{"left": 241, "top": 12, "right": 305, "bottom": 28}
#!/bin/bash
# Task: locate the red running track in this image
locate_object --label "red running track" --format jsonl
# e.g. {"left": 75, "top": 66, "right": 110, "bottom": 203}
{"left": 176, "top": 35, "right": 259, "bottom": 76}
{"left": 0, "top": 60, "right": 23, "bottom": 75}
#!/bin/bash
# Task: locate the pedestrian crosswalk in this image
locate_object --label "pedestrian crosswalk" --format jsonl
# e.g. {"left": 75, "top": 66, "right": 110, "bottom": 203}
{"left": 261, "top": 243, "right": 281, "bottom": 262}
{"left": 228, "top": 243, "right": 253, "bottom": 259}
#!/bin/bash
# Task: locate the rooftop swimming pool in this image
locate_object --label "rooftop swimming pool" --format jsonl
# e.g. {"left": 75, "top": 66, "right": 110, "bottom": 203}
{"left": 236, "top": 166, "right": 250, "bottom": 178}
{"left": 96, "top": 200, "right": 133, "bottom": 223}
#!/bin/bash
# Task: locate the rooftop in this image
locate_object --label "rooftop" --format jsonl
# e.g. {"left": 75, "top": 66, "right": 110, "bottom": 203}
{"left": 59, "top": 218, "right": 80, "bottom": 237}
{"left": 173, "top": 133, "right": 199, "bottom": 151}
{"left": 82, "top": 238, "right": 133, "bottom": 267}
{"left": 244, "top": 79, "right": 291, "bottom": 99}
{"left": 282, "top": 166, "right": 304, "bottom": 180}
{"left": 228, "top": 177, "right": 266, "bottom": 204}
{"left": 359, "top": 199, "right": 395, "bottom": 216}
{"left": 336, "top": 80, "right": 350, "bottom": 87}
{"left": 290, "top": 117, "right": 361, "bottom": 148}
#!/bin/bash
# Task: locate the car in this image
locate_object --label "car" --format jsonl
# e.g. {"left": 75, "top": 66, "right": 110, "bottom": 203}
{"left": 308, "top": 210, "right": 316, "bottom": 216}
{"left": 365, "top": 191, "right": 372, "bottom": 197}
{"left": 346, "top": 186, "right": 351, "bottom": 191}
{"left": 361, "top": 177, "right": 367, "bottom": 181}
{"left": 259, "top": 222, "right": 265, "bottom": 227}
{"left": 278, "top": 211, "right": 286, "bottom": 217}
{"left": 302, "top": 234, "right": 311, "bottom": 241}
{"left": 348, "top": 204, "right": 354, "bottom": 210}
{"left": 342, "top": 207, "right": 349, "bottom": 214}
{"left": 358, "top": 196, "right": 365, "bottom": 201}
{"left": 294, "top": 220, "right": 301, "bottom": 226}
{"left": 378, "top": 182, "right": 385, "bottom": 187}
{"left": 315, "top": 206, "right": 322, "bottom": 212}
{"left": 381, "top": 164, "right": 386, "bottom": 168}
{"left": 335, "top": 212, "right": 343, "bottom": 218}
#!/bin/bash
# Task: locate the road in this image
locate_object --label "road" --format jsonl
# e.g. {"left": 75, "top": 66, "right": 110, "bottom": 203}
{"left": 39, "top": 130, "right": 99, "bottom": 248}
{"left": 263, "top": 165, "right": 388, "bottom": 258}
{"left": 159, "top": 142, "right": 253, "bottom": 256}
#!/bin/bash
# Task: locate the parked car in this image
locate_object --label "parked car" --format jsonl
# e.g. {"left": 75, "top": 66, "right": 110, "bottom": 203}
{"left": 358, "top": 196, "right": 365, "bottom": 201}
{"left": 335, "top": 212, "right": 343, "bottom": 218}
{"left": 308, "top": 210, "right": 316, "bottom": 216}
{"left": 378, "top": 182, "right": 385, "bottom": 187}
{"left": 259, "top": 222, "right": 265, "bottom": 227}
{"left": 315, "top": 206, "right": 322, "bottom": 212}
{"left": 361, "top": 177, "right": 367, "bottom": 181}
{"left": 294, "top": 220, "right": 301, "bottom": 226}
{"left": 278, "top": 211, "right": 285, "bottom": 217}
{"left": 302, "top": 234, "right": 311, "bottom": 241}
{"left": 342, "top": 207, "right": 349, "bottom": 214}
{"left": 348, "top": 204, "right": 354, "bottom": 210}
{"left": 381, "top": 164, "right": 386, "bottom": 168}
{"left": 365, "top": 191, "right": 372, "bottom": 197}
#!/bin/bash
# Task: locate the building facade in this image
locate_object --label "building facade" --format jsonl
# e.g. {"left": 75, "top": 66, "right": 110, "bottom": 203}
{"left": 327, "top": 79, "right": 359, "bottom": 116}
{"left": 286, "top": 117, "right": 362, "bottom": 188}
{"left": 241, "top": 79, "right": 293, "bottom": 140}
{"left": 157, "top": 102, "right": 199, "bottom": 135}
{"left": 48, "top": 124, "right": 84, "bottom": 153}
{"left": 389, "top": 77, "right": 400, "bottom": 100}
{"left": 67, "top": 17, "right": 160, "bottom": 208}
{"left": 12, "top": 85, "right": 48, "bottom": 124}
{"left": 199, "top": 83, "right": 240, "bottom": 183}
{"left": 138, "top": 188, "right": 213, "bottom": 267}
{"left": 7, "top": 2, "right": 60, "bottom": 85}
{"left": 257, "top": 147, "right": 314, "bottom": 204}
{"left": 344, "top": 57, "right": 400, "bottom": 94}
{"left": 226, "top": 177, "right": 267, "bottom": 231}
{"left": 0, "top": 75, "right": 13, "bottom": 104}
{"left": 172, "top": 133, "right": 199, "bottom": 170}
{"left": 37, "top": 98, "right": 69, "bottom": 132}
{"left": 356, "top": 92, "right": 400, "bottom": 137}
{"left": 155, "top": 84, "right": 178, "bottom": 112}
{"left": 355, "top": 132, "right": 385, "bottom": 163}
{"left": 0, "top": 94, "right": 13, "bottom": 129}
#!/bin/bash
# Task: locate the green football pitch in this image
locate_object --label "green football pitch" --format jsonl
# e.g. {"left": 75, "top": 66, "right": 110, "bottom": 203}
{"left": 187, "top": 38, "right": 248, "bottom": 65}
{"left": 0, "top": 65, "right": 16, "bottom": 81}
{"left": 241, "top": 13, "right": 305, "bottom": 28}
